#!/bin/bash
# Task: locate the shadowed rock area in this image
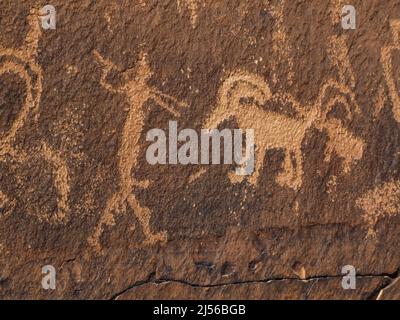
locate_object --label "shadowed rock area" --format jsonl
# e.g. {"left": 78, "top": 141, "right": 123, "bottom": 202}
{"left": 0, "top": 0, "right": 399, "bottom": 299}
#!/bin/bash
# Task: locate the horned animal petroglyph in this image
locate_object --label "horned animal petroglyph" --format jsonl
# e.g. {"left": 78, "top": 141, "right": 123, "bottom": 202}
{"left": 89, "top": 50, "right": 189, "bottom": 252}
{"left": 202, "top": 71, "right": 364, "bottom": 190}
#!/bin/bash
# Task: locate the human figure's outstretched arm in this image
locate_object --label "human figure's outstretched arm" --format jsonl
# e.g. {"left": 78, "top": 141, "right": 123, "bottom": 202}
{"left": 93, "top": 50, "right": 124, "bottom": 94}
{"left": 150, "top": 90, "right": 189, "bottom": 117}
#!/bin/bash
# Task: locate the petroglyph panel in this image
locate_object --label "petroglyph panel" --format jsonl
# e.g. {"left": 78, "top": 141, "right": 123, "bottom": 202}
{"left": 0, "top": 1, "right": 399, "bottom": 300}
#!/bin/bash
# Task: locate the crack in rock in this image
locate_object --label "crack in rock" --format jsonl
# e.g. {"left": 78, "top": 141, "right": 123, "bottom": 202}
{"left": 110, "top": 272, "right": 397, "bottom": 300}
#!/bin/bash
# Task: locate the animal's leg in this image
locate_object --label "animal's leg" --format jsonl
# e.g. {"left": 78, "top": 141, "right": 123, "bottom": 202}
{"left": 228, "top": 151, "right": 251, "bottom": 185}
{"left": 276, "top": 149, "right": 296, "bottom": 190}
{"left": 246, "top": 144, "right": 264, "bottom": 186}
{"left": 127, "top": 194, "right": 167, "bottom": 246}
{"left": 228, "top": 167, "right": 247, "bottom": 184}
{"left": 203, "top": 105, "right": 233, "bottom": 131}
{"left": 292, "top": 147, "right": 304, "bottom": 191}
{"left": 228, "top": 142, "right": 262, "bottom": 186}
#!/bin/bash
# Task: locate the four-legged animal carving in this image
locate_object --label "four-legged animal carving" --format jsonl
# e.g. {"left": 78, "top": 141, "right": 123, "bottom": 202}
{"left": 203, "top": 71, "right": 365, "bottom": 190}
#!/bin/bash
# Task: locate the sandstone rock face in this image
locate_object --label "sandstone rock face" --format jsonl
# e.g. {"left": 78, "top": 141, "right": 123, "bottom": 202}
{"left": 0, "top": 0, "right": 399, "bottom": 300}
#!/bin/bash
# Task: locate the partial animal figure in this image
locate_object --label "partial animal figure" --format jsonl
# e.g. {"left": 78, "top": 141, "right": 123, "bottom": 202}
{"left": 0, "top": 9, "right": 43, "bottom": 157}
{"left": 382, "top": 20, "right": 400, "bottom": 123}
{"left": 89, "top": 50, "right": 189, "bottom": 252}
{"left": 203, "top": 71, "right": 364, "bottom": 190}
{"left": 356, "top": 180, "right": 400, "bottom": 237}
{"left": 0, "top": 10, "right": 71, "bottom": 224}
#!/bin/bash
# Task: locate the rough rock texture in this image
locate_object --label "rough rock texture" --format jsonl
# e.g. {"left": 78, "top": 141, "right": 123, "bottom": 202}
{"left": 0, "top": 0, "right": 399, "bottom": 300}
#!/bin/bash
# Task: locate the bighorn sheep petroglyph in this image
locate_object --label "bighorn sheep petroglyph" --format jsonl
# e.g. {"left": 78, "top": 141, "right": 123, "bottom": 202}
{"left": 202, "top": 71, "right": 365, "bottom": 190}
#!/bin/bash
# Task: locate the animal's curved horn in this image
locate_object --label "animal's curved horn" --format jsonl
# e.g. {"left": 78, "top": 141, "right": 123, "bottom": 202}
{"left": 218, "top": 70, "right": 271, "bottom": 109}
{"left": 203, "top": 71, "right": 271, "bottom": 130}
{"left": 0, "top": 10, "right": 44, "bottom": 131}
{"left": 0, "top": 62, "right": 34, "bottom": 146}
{"left": 318, "top": 80, "right": 359, "bottom": 121}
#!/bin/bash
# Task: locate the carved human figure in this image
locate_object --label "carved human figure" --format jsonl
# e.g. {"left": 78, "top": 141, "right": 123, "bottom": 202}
{"left": 89, "top": 50, "right": 188, "bottom": 252}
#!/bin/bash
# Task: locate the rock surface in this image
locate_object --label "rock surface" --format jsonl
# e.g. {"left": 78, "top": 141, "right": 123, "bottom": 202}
{"left": 0, "top": 0, "right": 399, "bottom": 299}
